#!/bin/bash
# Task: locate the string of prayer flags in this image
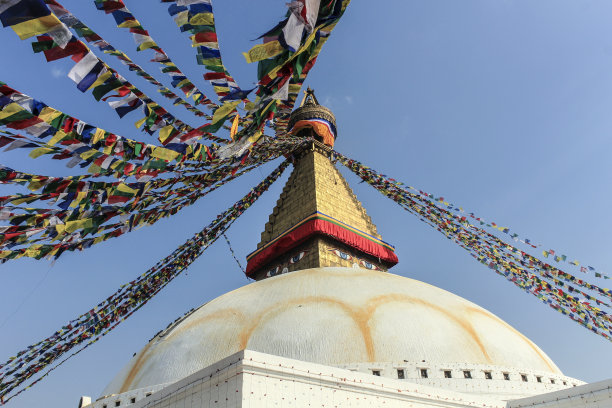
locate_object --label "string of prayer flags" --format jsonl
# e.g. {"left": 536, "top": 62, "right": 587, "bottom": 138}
{"left": 0, "top": 138, "right": 304, "bottom": 259}
{"left": 93, "top": 0, "right": 217, "bottom": 110}
{"left": 338, "top": 152, "right": 611, "bottom": 281}
{"left": 0, "top": 160, "right": 290, "bottom": 403}
{"left": 429, "top": 202, "right": 611, "bottom": 281}
{"left": 1, "top": 3, "right": 193, "bottom": 143}
{"left": 333, "top": 150, "right": 612, "bottom": 342}
{"left": 0, "top": 82, "right": 220, "bottom": 175}
{"left": 0, "top": 0, "right": 69, "bottom": 43}
{"left": 42, "top": 0, "right": 213, "bottom": 122}
{"left": 164, "top": 0, "right": 251, "bottom": 104}
{"left": 240, "top": 0, "right": 351, "bottom": 140}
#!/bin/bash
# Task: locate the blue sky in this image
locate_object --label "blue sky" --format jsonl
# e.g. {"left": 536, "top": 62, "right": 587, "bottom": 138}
{"left": 1, "top": 1, "right": 612, "bottom": 407}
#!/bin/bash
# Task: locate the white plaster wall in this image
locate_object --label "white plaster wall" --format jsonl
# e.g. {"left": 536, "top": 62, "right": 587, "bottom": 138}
{"left": 335, "top": 361, "right": 583, "bottom": 400}
{"left": 88, "top": 350, "right": 507, "bottom": 408}
{"left": 507, "top": 378, "right": 612, "bottom": 408}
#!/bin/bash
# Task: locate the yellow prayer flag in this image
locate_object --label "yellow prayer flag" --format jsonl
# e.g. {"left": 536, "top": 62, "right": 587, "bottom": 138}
{"left": 38, "top": 107, "right": 62, "bottom": 124}
{"left": 79, "top": 149, "right": 98, "bottom": 160}
{"left": 47, "top": 130, "right": 67, "bottom": 146}
{"left": 27, "top": 179, "right": 46, "bottom": 191}
{"left": 213, "top": 85, "right": 230, "bottom": 94}
{"left": 29, "top": 147, "right": 54, "bottom": 159}
{"left": 175, "top": 79, "right": 191, "bottom": 89}
{"left": 116, "top": 183, "right": 138, "bottom": 196}
{"left": 230, "top": 114, "right": 240, "bottom": 141}
{"left": 189, "top": 12, "right": 214, "bottom": 26}
{"left": 248, "top": 130, "right": 262, "bottom": 144}
{"left": 0, "top": 103, "right": 26, "bottom": 120}
{"left": 10, "top": 14, "right": 62, "bottom": 40}
{"left": 70, "top": 191, "right": 89, "bottom": 208}
{"left": 212, "top": 101, "right": 240, "bottom": 124}
{"left": 243, "top": 41, "right": 284, "bottom": 64}
{"left": 158, "top": 125, "right": 177, "bottom": 144}
{"left": 118, "top": 19, "right": 141, "bottom": 28}
{"left": 65, "top": 218, "right": 93, "bottom": 233}
{"left": 88, "top": 70, "right": 113, "bottom": 90}
{"left": 23, "top": 244, "right": 43, "bottom": 258}
{"left": 151, "top": 147, "right": 180, "bottom": 161}
{"left": 134, "top": 116, "right": 147, "bottom": 129}
{"left": 92, "top": 128, "right": 106, "bottom": 144}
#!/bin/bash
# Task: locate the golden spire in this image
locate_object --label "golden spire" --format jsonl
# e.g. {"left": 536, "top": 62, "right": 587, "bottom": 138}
{"left": 245, "top": 90, "right": 398, "bottom": 280}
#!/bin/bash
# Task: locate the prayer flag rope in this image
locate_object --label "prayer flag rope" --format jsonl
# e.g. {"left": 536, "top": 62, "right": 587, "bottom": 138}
{"left": 1, "top": 1, "right": 194, "bottom": 143}
{"left": 0, "top": 139, "right": 303, "bottom": 260}
{"left": 92, "top": 0, "right": 218, "bottom": 110}
{"left": 0, "top": 159, "right": 290, "bottom": 403}
{"left": 235, "top": 0, "right": 351, "bottom": 147}
{"left": 333, "top": 151, "right": 612, "bottom": 342}
{"left": 0, "top": 83, "right": 220, "bottom": 176}
{"left": 391, "top": 181, "right": 612, "bottom": 281}
{"left": 42, "top": 0, "right": 214, "bottom": 123}
{"left": 164, "top": 0, "right": 252, "bottom": 104}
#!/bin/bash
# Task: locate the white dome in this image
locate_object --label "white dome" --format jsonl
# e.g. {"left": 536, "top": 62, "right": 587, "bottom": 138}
{"left": 102, "top": 267, "right": 562, "bottom": 396}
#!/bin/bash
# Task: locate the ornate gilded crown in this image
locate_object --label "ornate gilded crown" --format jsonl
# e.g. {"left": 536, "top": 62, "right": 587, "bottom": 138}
{"left": 287, "top": 88, "right": 337, "bottom": 147}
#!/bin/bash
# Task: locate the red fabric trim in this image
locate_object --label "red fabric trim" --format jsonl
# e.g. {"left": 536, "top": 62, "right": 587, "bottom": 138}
{"left": 245, "top": 218, "right": 398, "bottom": 276}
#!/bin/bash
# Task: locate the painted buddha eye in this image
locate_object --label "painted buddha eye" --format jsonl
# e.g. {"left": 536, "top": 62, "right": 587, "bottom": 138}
{"left": 289, "top": 251, "right": 305, "bottom": 264}
{"left": 332, "top": 249, "right": 352, "bottom": 261}
{"left": 266, "top": 266, "right": 280, "bottom": 277}
{"left": 360, "top": 260, "right": 380, "bottom": 270}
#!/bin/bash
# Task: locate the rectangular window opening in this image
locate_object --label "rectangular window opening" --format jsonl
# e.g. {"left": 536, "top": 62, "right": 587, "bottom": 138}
{"left": 563, "top": 381, "right": 567, "bottom": 385}
{"left": 536, "top": 376, "right": 542, "bottom": 383}
{"left": 463, "top": 370, "right": 472, "bottom": 379}
{"left": 521, "top": 374, "right": 528, "bottom": 382}
{"left": 397, "top": 369, "right": 405, "bottom": 379}
{"left": 420, "top": 368, "right": 428, "bottom": 378}
{"left": 145, "top": 393, "right": 152, "bottom": 397}
{"left": 484, "top": 371, "right": 492, "bottom": 380}
{"left": 115, "top": 402, "right": 121, "bottom": 407}
{"left": 372, "top": 370, "right": 380, "bottom": 376}
{"left": 130, "top": 397, "right": 136, "bottom": 404}
{"left": 444, "top": 370, "right": 452, "bottom": 379}
{"left": 550, "top": 379, "right": 556, "bottom": 384}
{"left": 503, "top": 373, "right": 510, "bottom": 381}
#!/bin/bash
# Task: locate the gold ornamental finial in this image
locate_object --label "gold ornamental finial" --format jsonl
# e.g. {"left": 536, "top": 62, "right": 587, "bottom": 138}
{"left": 299, "top": 87, "right": 320, "bottom": 107}
{"left": 288, "top": 88, "right": 337, "bottom": 147}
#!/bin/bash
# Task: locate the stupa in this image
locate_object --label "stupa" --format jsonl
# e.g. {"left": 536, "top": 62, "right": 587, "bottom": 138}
{"left": 80, "top": 90, "right": 611, "bottom": 408}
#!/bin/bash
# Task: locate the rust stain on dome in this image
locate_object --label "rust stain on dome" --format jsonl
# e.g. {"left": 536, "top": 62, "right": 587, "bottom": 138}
{"left": 238, "top": 295, "right": 374, "bottom": 360}
{"left": 167, "top": 308, "right": 247, "bottom": 341}
{"left": 106, "top": 268, "right": 564, "bottom": 395}
{"left": 465, "top": 306, "right": 558, "bottom": 373}
{"left": 364, "top": 294, "right": 492, "bottom": 363}
{"left": 120, "top": 340, "right": 154, "bottom": 393}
